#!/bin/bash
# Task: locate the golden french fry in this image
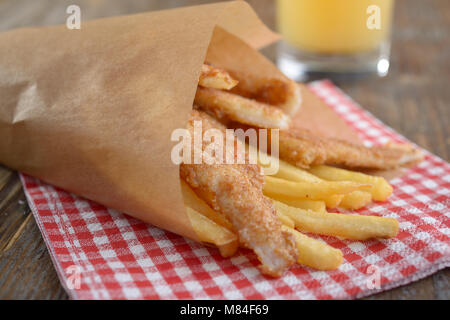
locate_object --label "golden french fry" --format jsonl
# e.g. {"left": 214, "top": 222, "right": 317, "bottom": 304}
{"left": 181, "top": 180, "right": 234, "bottom": 231}
{"left": 323, "top": 195, "right": 343, "bottom": 209}
{"left": 186, "top": 206, "right": 238, "bottom": 258}
{"left": 265, "top": 189, "right": 342, "bottom": 209}
{"left": 276, "top": 209, "right": 295, "bottom": 229}
{"left": 274, "top": 201, "right": 399, "bottom": 240}
{"left": 284, "top": 199, "right": 327, "bottom": 213}
{"left": 265, "top": 193, "right": 327, "bottom": 213}
{"left": 309, "top": 165, "right": 393, "bottom": 201}
{"left": 273, "top": 160, "right": 344, "bottom": 207}
{"left": 253, "top": 148, "right": 307, "bottom": 182}
{"left": 199, "top": 64, "right": 238, "bottom": 90}
{"left": 264, "top": 176, "right": 370, "bottom": 202}
{"left": 264, "top": 196, "right": 295, "bottom": 228}
{"left": 340, "top": 191, "right": 372, "bottom": 210}
{"left": 282, "top": 226, "right": 342, "bottom": 270}
{"left": 195, "top": 87, "right": 290, "bottom": 129}
{"left": 259, "top": 157, "right": 343, "bottom": 208}
{"left": 272, "top": 159, "right": 320, "bottom": 182}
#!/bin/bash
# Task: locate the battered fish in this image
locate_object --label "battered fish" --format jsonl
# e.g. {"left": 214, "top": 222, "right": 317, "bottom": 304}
{"left": 195, "top": 87, "right": 291, "bottom": 130}
{"left": 278, "top": 128, "right": 423, "bottom": 170}
{"left": 228, "top": 71, "right": 302, "bottom": 116}
{"left": 199, "top": 64, "right": 239, "bottom": 90}
{"left": 180, "top": 110, "right": 297, "bottom": 277}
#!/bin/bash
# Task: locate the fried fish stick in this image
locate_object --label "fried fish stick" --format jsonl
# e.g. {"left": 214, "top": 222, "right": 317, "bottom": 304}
{"left": 199, "top": 64, "right": 238, "bottom": 90}
{"left": 228, "top": 71, "right": 302, "bottom": 115}
{"left": 264, "top": 176, "right": 370, "bottom": 202}
{"left": 195, "top": 87, "right": 290, "bottom": 129}
{"left": 274, "top": 201, "right": 399, "bottom": 240}
{"left": 181, "top": 110, "right": 297, "bottom": 277}
{"left": 309, "top": 165, "right": 393, "bottom": 201}
{"left": 278, "top": 128, "right": 423, "bottom": 170}
{"left": 186, "top": 206, "right": 238, "bottom": 257}
{"left": 282, "top": 226, "right": 343, "bottom": 270}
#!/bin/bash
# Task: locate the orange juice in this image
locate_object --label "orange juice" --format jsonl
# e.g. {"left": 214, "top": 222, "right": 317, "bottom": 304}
{"left": 277, "top": 0, "right": 395, "bottom": 54}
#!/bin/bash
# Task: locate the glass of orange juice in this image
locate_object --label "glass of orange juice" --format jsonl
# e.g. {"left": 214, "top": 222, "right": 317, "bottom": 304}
{"left": 276, "top": 0, "right": 395, "bottom": 80}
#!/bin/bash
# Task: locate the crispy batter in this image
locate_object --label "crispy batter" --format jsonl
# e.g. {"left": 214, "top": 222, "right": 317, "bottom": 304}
{"left": 228, "top": 71, "right": 302, "bottom": 115}
{"left": 195, "top": 87, "right": 290, "bottom": 129}
{"left": 278, "top": 128, "right": 423, "bottom": 170}
{"left": 199, "top": 64, "right": 239, "bottom": 90}
{"left": 180, "top": 110, "right": 297, "bottom": 277}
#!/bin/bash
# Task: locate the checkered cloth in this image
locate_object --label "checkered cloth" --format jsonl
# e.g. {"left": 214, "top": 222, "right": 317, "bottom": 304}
{"left": 20, "top": 80, "right": 450, "bottom": 299}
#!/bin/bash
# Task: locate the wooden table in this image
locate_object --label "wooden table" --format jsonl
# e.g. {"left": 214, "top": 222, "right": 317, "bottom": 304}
{"left": 0, "top": 0, "right": 448, "bottom": 299}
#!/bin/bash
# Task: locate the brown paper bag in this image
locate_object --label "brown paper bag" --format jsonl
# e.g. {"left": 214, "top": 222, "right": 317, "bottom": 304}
{"left": 0, "top": 2, "right": 280, "bottom": 241}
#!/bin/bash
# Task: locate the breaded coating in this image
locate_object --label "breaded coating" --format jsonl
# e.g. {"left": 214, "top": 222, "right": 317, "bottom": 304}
{"left": 228, "top": 71, "right": 302, "bottom": 116}
{"left": 195, "top": 87, "right": 291, "bottom": 130}
{"left": 180, "top": 110, "right": 297, "bottom": 277}
{"left": 199, "top": 64, "right": 239, "bottom": 90}
{"left": 278, "top": 128, "right": 423, "bottom": 170}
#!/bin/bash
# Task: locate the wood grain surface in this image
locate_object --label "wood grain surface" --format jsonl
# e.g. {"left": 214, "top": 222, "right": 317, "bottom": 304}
{"left": 0, "top": 0, "right": 448, "bottom": 300}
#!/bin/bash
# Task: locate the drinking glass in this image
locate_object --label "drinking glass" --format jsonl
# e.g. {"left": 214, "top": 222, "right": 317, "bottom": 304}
{"left": 276, "top": 0, "right": 395, "bottom": 81}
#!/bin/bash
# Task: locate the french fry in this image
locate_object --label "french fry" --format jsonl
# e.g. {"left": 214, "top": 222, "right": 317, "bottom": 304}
{"left": 274, "top": 201, "right": 399, "bottom": 240}
{"left": 340, "top": 191, "right": 372, "bottom": 210}
{"left": 186, "top": 207, "right": 239, "bottom": 258}
{"left": 181, "top": 180, "right": 234, "bottom": 231}
{"left": 268, "top": 158, "right": 321, "bottom": 182}
{"left": 273, "top": 160, "right": 344, "bottom": 207}
{"left": 263, "top": 196, "right": 295, "bottom": 228}
{"left": 182, "top": 179, "right": 238, "bottom": 258}
{"left": 195, "top": 87, "right": 290, "bottom": 129}
{"left": 323, "top": 195, "right": 343, "bottom": 209}
{"left": 186, "top": 206, "right": 239, "bottom": 257}
{"left": 265, "top": 190, "right": 342, "bottom": 209}
{"left": 258, "top": 156, "right": 343, "bottom": 208}
{"left": 309, "top": 165, "right": 393, "bottom": 201}
{"left": 253, "top": 147, "right": 309, "bottom": 181}
{"left": 199, "top": 64, "right": 238, "bottom": 90}
{"left": 276, "top": 209, "right": 295, "bottom": 228}
{"left": 264, "top": 176, "right": 370, "bottom": 202}
{"left": 282, "top": 226, "right": 342, "bottom": 270}
{"left": 265, "top": 193, "right": 327, "bottom": 213}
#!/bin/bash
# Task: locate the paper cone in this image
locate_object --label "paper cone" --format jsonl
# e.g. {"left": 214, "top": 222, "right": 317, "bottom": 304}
{"left": 0, "top": 1, "right": 383, "bottom": 242}
{"left": 0, "top": 1, "right": 280, "bottom": 240}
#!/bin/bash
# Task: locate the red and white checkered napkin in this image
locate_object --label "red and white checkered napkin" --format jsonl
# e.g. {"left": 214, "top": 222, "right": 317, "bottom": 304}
{"left": 20, "top": 80, "right": 450, "bottom": 300}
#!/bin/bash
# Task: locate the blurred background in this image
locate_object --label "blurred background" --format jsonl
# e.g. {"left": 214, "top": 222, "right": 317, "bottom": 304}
{"left": 0, "top": 0, "right": 448, "bottom": 299}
